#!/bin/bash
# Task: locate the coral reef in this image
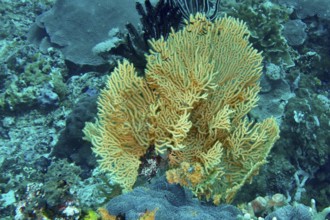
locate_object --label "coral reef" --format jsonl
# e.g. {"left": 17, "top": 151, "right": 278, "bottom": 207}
{"left": 0, "top": 46, "right": 67, "bottom": 112}
{"left": 222, "top": 0, "right": 295, "bottom": 67}
{"left": 51, "top": 96, "right": 98, "bottom": 168}
{"left": 276, "top": 0, "right": 330, "bottom": 20}
{"left": 83, "top": 13, "right": 279, "bottom": 204}
{"left": 283, "top": 19, "right": 308, "bottom": 46}
{"left": 0, "top": 0, "right": 329, "bottom": 219}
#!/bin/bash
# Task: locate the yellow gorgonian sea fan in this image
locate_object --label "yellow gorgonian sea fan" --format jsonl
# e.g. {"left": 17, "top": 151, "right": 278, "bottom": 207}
{"left": 83, "top": 61, "right": 155, "bottom": 191}
{"left": 83, "top": 13, "right": 280, "bottom": 202}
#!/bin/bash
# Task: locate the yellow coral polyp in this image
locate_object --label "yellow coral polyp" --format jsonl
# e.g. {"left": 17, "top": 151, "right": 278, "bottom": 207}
{"left": 83, "top": 13, "right": 280, "bottom": 203}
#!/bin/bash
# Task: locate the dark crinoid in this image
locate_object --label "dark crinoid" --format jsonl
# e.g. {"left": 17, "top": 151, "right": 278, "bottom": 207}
{"left": 113, "top": 0, "right": 182, "bottom": 72}
{"left": 170, "top": 0, "right": 221, "bottom": 20}
{"left": 136, "top": 0, "right": 182, "bottom": 40}
{"left": 112, "top": 0, "right": 222, "bottom": 72}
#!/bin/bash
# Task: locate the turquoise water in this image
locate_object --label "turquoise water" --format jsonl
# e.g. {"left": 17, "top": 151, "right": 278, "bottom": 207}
{"left": 0, "top": 0, "right": 329, "bottom": 219}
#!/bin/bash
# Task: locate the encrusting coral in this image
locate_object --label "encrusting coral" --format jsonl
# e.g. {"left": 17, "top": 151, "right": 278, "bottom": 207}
{"left": 83, "top": 13, "right": 280, "bottom": 204}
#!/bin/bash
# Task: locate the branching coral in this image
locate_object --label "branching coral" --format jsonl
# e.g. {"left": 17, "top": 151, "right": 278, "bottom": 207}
{"left": 83, "top": 13, "right": 280, "bottom": 203}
